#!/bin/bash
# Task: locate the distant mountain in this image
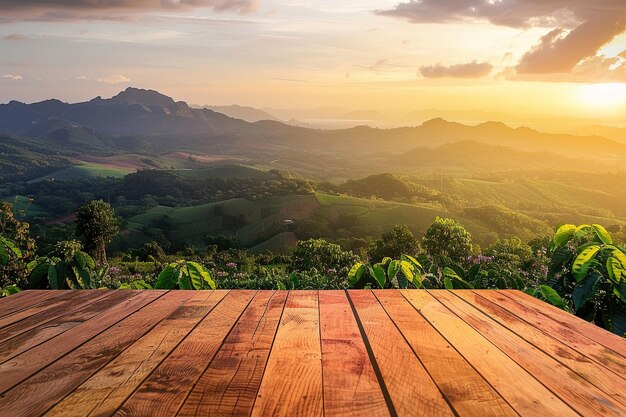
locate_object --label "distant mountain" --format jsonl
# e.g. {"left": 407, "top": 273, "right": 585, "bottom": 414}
{"left": 574, "top": 125, "right": 626, "bottom": 144}
{"left": 2, "top": 88, "right": 626, "bottom": 180}
{"left": 197, "top": 105, "right": 280, "bottom": 123}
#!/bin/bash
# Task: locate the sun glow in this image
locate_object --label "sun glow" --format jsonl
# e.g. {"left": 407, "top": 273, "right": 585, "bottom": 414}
{"left": 578, "top": 83, "right": 626, "bottom": 110}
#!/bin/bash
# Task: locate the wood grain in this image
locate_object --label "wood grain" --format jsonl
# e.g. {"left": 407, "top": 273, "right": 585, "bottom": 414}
{"left": 0, "top": 291, "right": 193, "bottom": 417}
{"left": 494, "top": 290, "right": 626, "bottom": 376}
{"left": 250, "top": 290, "right": 324, "bottom": 417}
{"left": 436, "top": 290, "right": 626, "bottom": 417}
{"left": 320, "top": 291, "right": 390, "bottom": 417}
{"left": 45, "top": 290, "right": 228, "bottom": 417}
{"left": 0, "top": 290, "right": 164, "bottom": 394}
{"left": 500, "top": 290, "right": 626, "bottom": 358}
{"left": 349, "top": 290, "right": 454, "bottom": 417}
{"left": 0, "top": 290, "right": 67, "bottom": 319}
{"left": 114, "top": 290, "right": 256, "bottom": 417}
{"left": 460, "top": 290, "right": 626, "bottom": 406}
{"left": 0, "top": 290, "right": 135, "bottom": 364}
{"left": 374, "top": 290, "right": 517, "bottom": 417}
{"left": 178, "top": 290, "right": 287, "bottom": 417}
{"left": 401, "top": 290, "right": 579, "bottom": 417}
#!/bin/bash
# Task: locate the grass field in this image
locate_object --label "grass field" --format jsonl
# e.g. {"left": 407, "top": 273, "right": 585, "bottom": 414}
{"left": 27, "top": 163, "right": 132, "bottom": 184}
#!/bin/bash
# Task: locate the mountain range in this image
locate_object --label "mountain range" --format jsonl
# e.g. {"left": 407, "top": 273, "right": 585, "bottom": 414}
{"left": 1, "top": 87, "right": 625, "bottom": 182}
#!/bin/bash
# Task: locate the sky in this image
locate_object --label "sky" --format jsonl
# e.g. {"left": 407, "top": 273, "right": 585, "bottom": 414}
{"left": 1, "top": 0, "right": 626, "bottom": 125}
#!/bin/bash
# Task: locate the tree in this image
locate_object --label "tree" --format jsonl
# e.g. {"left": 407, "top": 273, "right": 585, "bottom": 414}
{"left": 0, "top": 202, "right": 36, "bottom": 288}
{"left": 289, "top": 238, "right": 358, "bottom": 275}
{"left": 137, "top": 241, "right": 165, "bottom": 262}
{"left": 423, "top": 217, "right": 473, "bottom": 266}
{"left": 368, "top": 225, "right": 419, "bottom": 262}
{"left": 75, "top": 200, "right": 119, "bottom": 266}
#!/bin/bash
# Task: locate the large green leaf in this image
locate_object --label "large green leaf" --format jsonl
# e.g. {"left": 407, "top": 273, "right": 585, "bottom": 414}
{"left": 537, "top": 285, "right": 567, "bottom": 310}
{"left": 29, "top": 261, "right": 51, "bottom": 289}
{"left": 401, "top": 254, "right": 422, "bottom": 269}
{"left": 574, "top": 224, "right": 592, "bottom": 238}
{"left": 155, "top": 264, "right": 180, "bottom": 289}
{"left": 609, "top": 247, "right": 626, "bottom": 270}
{"left": 553, "top": 224, "right": 576, "bottom": 247}
{"left": 443, "top": 267, "right": 473, "bottom": 289}
{"left": 348, "top": 263, "right": 366, "bottom": 287}
{"left": 607, "top": 258, "right": 623, "bottom": 284}
{"left": 48, "top": 265, "right": 62, "bottom": 289}
{"left": 75, "top": 251, "right": 95, "bottom": 269}
{"left": 387, "top": 260, "right": 399, "bottom": 281}
{"left": 399, "top": 260, "right": 415, "bottom": 283}
{"left": 572, "top": 273, "right": 600, "bottom": 312}
{"left": 572, "top": 245, "right": 600, "bottom": 281}
{"left": 185, "top": 262, "right": 203, "bottom": 290}
{"left": 592, "top": 224, "right": 612, "bottom": 244}
{"left": 369, "top": 264, "right": 386, "bottom": 288}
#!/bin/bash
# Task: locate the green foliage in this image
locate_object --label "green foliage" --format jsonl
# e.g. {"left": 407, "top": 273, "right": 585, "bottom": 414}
{"left": 119, "top": 279, "right": 153, "bottom": 289}
{"left": 422, "top": 217, "right": 473, "bottom": 266}
{"left": 0, "top": 202, "right": 36, "bottom": 288}
{"left": 289, "top": 238, "right": 358, "bottom": 275}
{"left": 0, "top": 284, "right": 22, "bottom": 297}
{"left": 368, "top": 225, "right": 420, "bottom": 262}
{"left": 155, "top": 260, "right": 216, "bottom": 290}
{"left": 28, "top": 240, "right": 97, "bottom": 289}
{"left": 75, "top": 200, "right": 120, "bottom": 265}
{"left": 546, "top": 224, "right": 626, "bottom": 336}
{"left": 348, "top": 255, "right": 423, "bottom": 289}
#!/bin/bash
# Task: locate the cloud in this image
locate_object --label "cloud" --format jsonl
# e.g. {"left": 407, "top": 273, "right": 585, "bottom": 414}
{"left": 378, "top": 1, "right": 626, "bottom": 77}
{"left": 97, "top": 75, "right": 131, "bottom": 84}
{"left": 620, "top": 50, "right": 626, "bottom": 59}
{"left": 0, "top": 0, "right": 259, "bottom": 21}
{"left": 419, "top": 61, "right": 493, "bottom": 79}
{"left": 2, "top": 74, "right": 22, "bottom": 80}
{"left": 515, "top": 17, "right": 626, "bottom": 74}
{"left": 502, "top": 55, "right": 626, "bottom": 83}
{"left": 3, "top": 34, "right": 31, "bottom": 41}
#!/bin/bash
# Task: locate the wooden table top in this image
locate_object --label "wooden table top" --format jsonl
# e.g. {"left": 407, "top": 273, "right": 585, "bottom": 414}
{"left": 0, "top": 289, "right": 624, "bottom": 417}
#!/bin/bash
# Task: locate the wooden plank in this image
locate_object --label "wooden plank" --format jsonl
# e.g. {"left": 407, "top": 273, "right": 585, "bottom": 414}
{"left": 0, "top": 290, "right": 67, "bottom": 319}
{"left": 348, "top": 290, "right": 454, "bottom": 417}
{"left": 0, "top": 290, "right": 90, "bottom": 330}
{"left": 114, "top": 290, "right": 256, "bottom": 417}
{"left": 431, "top": 290, "right": 626, "bottom": 417}
{"left": 401, "top": 290, "right": 579, "bottom": 417}
{"left": 319, "top": 291, "right": 390, "bottom": 417}
{"left": 44, "top": 291, "right": 228, "bottom": 417}
{"left": 0, "top": 290, "right": 136, "bottom": 364}
{"left": 461, "top": 290, "right": 626, "bottom": 406}
{"left": 178, "top": 291, "right": 287, "bottom": 417}
{"left": 374, "top": 290, "right": 517, "bottom": 417}
{"left": 0, "top": 291, "right": 195, "bottom": 417}
{"left": 0, "top": 290, "right": 111, "bottom": 343}
{"left": 494, "top": 290, "right": 626, "bottom": 376}
{"left": 500, "top": 290, "right": 626, "bottom": 357}
{"left": 0, "top": 290, "right": 164, "bottom": 394}
{"left": 250, "top": 290, "right": 324, "bottom": 417}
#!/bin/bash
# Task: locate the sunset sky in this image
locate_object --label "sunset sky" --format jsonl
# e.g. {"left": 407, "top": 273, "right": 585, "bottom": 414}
{"left": 1, "top": 0, "right": 626, "bottom": 124}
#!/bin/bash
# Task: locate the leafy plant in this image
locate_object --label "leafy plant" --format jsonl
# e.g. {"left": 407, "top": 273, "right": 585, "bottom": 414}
{"left": 155, "top": 260, "right": 216, "bottom": 290}
{"left": 28, "top": 240, "right": 97, "bottom": 289}
{"left": 119, "top": 279, "right": 154, "bottom": 289}
{"left": 547, "top": 224, "right": 626, "bottom": 336}
{"left": 0, "top": 284, "right": 21, "bottom": 297}
{"left": 348, "top": 255, "right": 424, "bottom": 289}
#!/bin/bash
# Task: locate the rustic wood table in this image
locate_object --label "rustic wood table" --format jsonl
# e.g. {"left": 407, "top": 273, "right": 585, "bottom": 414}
{"left": 0, "top": 289, "right": 624, "bottom": 416}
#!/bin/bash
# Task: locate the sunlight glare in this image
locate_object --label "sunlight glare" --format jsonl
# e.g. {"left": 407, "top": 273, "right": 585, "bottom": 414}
{"left": 578, "top": 83, "right": 626, "bottom": 110}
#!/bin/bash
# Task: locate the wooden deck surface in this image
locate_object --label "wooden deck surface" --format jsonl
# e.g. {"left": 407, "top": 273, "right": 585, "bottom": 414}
{"left": 0, "top": 289, "right": 624, "bottom": 417}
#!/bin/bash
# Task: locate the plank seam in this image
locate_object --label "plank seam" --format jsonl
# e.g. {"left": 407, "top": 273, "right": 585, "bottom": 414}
{"left": 245, "top": 290, "right": 289, "bottom": 417}
{"left": 0, "top": 290, "right": 169, "bottom": 396}
{"left": 427, "top": 290, "right": 585, "bottom": 417}
{"left": 372, "top": 291, "right": 461, "bottom": 417}
{"left": 468, "top": 290, "right": 626, "bottom": 387}
{"left": 345, "top": 290, "right": 398, "bottom": 417}
{"left": 497, "top": 290, "right": 626, "bottom": 360}
{"left": 398, "top": 290, "right": 525, "bottom": 417}
{"left": 172, "top": 290, "right": 259, "bottom": 416}
{"left": 93, "top": 290, "right": 229, "bottom": 417}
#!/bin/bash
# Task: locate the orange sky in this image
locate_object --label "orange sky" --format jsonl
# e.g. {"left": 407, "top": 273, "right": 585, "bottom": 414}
{"left": 1, "top": 0, "right": 625, "bottom": 125}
